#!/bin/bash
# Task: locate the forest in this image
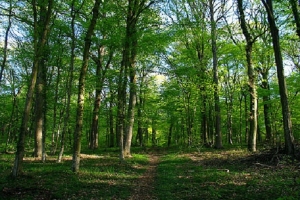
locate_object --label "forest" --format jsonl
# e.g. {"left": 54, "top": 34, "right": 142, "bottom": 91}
{"left": 0, "top": 0, "right": 300, "bottom": 199}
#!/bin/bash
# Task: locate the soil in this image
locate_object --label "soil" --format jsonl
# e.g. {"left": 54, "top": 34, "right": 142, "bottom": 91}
{"left": 128, "top": 154, "right": 160, "bottom": 200}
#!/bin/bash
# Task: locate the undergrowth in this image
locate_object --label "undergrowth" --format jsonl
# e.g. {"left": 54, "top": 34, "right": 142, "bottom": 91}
{"left": 0, "top": 147, "right": 299, "bottom": 199}
{"left": 154, "top": 148, "right": 300, "bottom": 200}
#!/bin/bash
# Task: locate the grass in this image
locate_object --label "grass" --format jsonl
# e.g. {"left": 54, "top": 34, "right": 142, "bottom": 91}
{"left": 154, "top": 148, "right": 300, "bottom": 200}
{"left": 0, "top": 146, "right": 299, "bottom": 199}
{"left": 0, "top": 149, "right": 149, "bottom": 200}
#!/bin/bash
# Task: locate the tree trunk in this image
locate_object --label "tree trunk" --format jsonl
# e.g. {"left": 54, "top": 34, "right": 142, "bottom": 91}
{"left": 123, "top": 0, "right": 138, "bottom": 157}
{"left": 72, "top": 0, "right": 101, "bottom": 172}
{"left": 89, "top": 45, "right": 112, "bottom": 149}
{"left": 0, "top": 0, "right": 12, "bottom": 85}
{"left": 117, "top": 65, "right": 126, "bottom": 161}
{"left": 209, "top": 0, "right": 223, "bottom": 149}
{"left": 201, "top": 97, "right": 208, "bottom": 145}
{"left": 261, "top": 69, "right": 272, "bottom": 143}
{"left": 238, "top": 93, "right": 243, "bottom": 144}
{"left": 226, "top": 93, "right": 233, "bottom": 145}
{"left": 237, "top": 0, "right": 257, "bottom": 152}
{"left": 122, "top": 0, "right": 154, "bottom": 157}
{"left": 34, "top": 52, "right": 47, "bottom": 159}
{"left": 6, "top": 84, "right": 21, "bottom": 153}
{"left": 12, "top": 0, "right": 53, "bottom": 177}
{"left": 117, "top": 47, "right": 127, "bottom": 161}
{"left": 289, "top": 0, "right": 300, "bottom": 39}
{"left": 57, "top": 0, "right": 77, "bottom": 163}
{"left": 137, "top": 94, "right": 144, "bottom": 147}
{"left": 109, "top": 90, "right": 115, "bottom": 148}
{"left": 152, "top": 119, "right": 157, "bottom": 146}
{"left": 262, "top": 0, "right": 295, "bottom": 155}
{"left": 168, "top": 120, "right": 173, "bottom": 147}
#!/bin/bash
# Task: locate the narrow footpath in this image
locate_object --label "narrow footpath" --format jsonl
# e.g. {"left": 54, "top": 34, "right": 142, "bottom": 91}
{"left": 128, "top": 154, "right": 160, "bottom": 200}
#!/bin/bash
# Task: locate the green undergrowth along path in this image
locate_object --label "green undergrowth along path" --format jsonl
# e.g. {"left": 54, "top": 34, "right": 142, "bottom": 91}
{"left": 0, "top": 147, "right": 300, "bottom": 199}
{"left": 0, "top": 151, "right": 149, "bottom": 200}
{"left": 154, "top": 149, "right": 300, "bottom": 200}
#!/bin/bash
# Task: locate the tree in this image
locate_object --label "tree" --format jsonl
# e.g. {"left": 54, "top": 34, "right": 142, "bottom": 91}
{"left": 117, "top": 0, "right": 155, "bottom": 160}
{"left": 12, "top": 0, "right": 54, "bottom": 177}
{"left": 72, "top": 0, "right": 101, "bottom": 173}
{"left": 237, "top": 0, "right": 260, "bottom": 152}
{"left": 262, "top": 0, "right": 295, "bottom": 155}
{"left": 289, "top": 0, "right": 300, "bottom": 39}
{"left": 0, "top": 0, "right": 13, "bottom": 85}
{"left": 57, "top": 0, "right": 77, "bottom": 162}
{"left": 89, "top": 44, "right": 113, "bottom": 150}
{"left": 209, "top": 0, "right": 223, "bottom": 149}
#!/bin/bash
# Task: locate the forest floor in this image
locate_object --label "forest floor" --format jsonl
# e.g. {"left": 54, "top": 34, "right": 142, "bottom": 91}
{"left": 128, "top": 154, "right": 159, "bottom": 200}
{"left": 0, "top": 146, "right": 300, "bottom": 199}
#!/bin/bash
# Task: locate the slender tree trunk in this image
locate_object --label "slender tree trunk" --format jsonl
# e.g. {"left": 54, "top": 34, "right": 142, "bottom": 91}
{"left": 237, "top": 0, "right": 258, "bottom": 152}
{"left": 109, "top": 91, "right": 115, "bottom": 148}
{"left": 226, "top": 93, "right": 233, "bottom": 145}
{"left": 185, "top": 95, "right": 194, "bottom": 147}
{"left": 89, "top": 46, "right": 113, "bottom": 149}
{"left": 246, "top": 45, "right": 257, "bottom": 152}
{"left": 50, "top": 57, "right": 62, "bottom": 155}
{"left": 238, "top": 94, "right": 243, "bottom": 144}
{"left": 12, "top": 0, "right": 53, "bottom": 177}
{"left": 57, "top": 0, "right": 77, "bottom": 163}
{"left": 201, "top": 96, "right": 208, "bottom": 145}
{"left": 89, "top": 46, "right": 104, "bottom": 149}
{"left": 261, "top": 70, "right": 272, "bottom": 143}
{"left": 289, "top": 0, "right": 300, "bottom": 39}
{"left": 72, "top": 0, "right": 101, "bottom": 172}
{"left": 6, "top": 80, "right": 21, "bottom": 153}
{"left": 209, "top": 0, "right": 222, "bottom": 149}
{"left": 244, "top": 92, "right": 249, "bottom": 143}
{"left": 262, "top": 0, "right": 295, "bottom": 155}
{"left": 137, "top": 94, "right": 143, "bottom": 147}
{"left": 0, "top": 0, "right": 12, "bottom": 85}
{"left": 168, "top": 120, "right": 173, "bottom": 147}
{"left": 117, "top": 64, "right": 126, "bottom": 161}
{"left": 152, "top": 118, "right": 157, "bottom": 146}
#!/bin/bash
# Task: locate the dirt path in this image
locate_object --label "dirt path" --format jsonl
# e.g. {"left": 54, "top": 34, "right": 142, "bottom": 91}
{"left": 128, "top": 154, "right": 160, "bottom": 200}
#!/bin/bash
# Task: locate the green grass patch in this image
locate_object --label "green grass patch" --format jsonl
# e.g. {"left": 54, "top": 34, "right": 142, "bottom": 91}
{"left": 1, "top": 147, "right": 299, "bottom": 200}
{"left": 0, "top": 150, "right": 149, "bottom": 200}
{"left": 154, "top": 149, "right": 300, "bottom": 200}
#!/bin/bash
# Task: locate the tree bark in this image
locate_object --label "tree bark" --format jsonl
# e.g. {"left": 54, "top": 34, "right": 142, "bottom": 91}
{"left": 237, "top": 0, "right": 258, "bottom": 152}
{"left": 57, "top": 0, "right": 77, "bottom": 163}
{"left": 209, "top": 0, "right": 223, "bottom": 149}
{"left": 123, "top": 0, "right": 138, "bottom": 157}
{"left": 260, "top": 69, "right": 272, "bottom": 143}
{"left": 0, "top": 0, "right": 12, "bottom": 85}
{"left": 262, "top": 0, "right": 295, "bottom": 155}
{"left": 108, "top": 88, "right": 115, "bottom": 148}
{"left": 12, "top": 0, "right": 53, "bottom": 177}
{"left": 289, "top": 0, "right": 300, "bottom": 39}
{"left": 168, "top": 120, "right": 173, "bottom": 147}
{"left": 72, "top": 0, "right": 101, "bottom": 172}
{"left": 121, "top": 0, "right": 154, "bottom": 157}
{"left": 89, "top": 45, "right": 112, "bottom": 149}
{"left": 137, "top": 72, "right": 146, "bottom": 147}
{"left": 34, "top": 48, "right": 47, "bottom": 159}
